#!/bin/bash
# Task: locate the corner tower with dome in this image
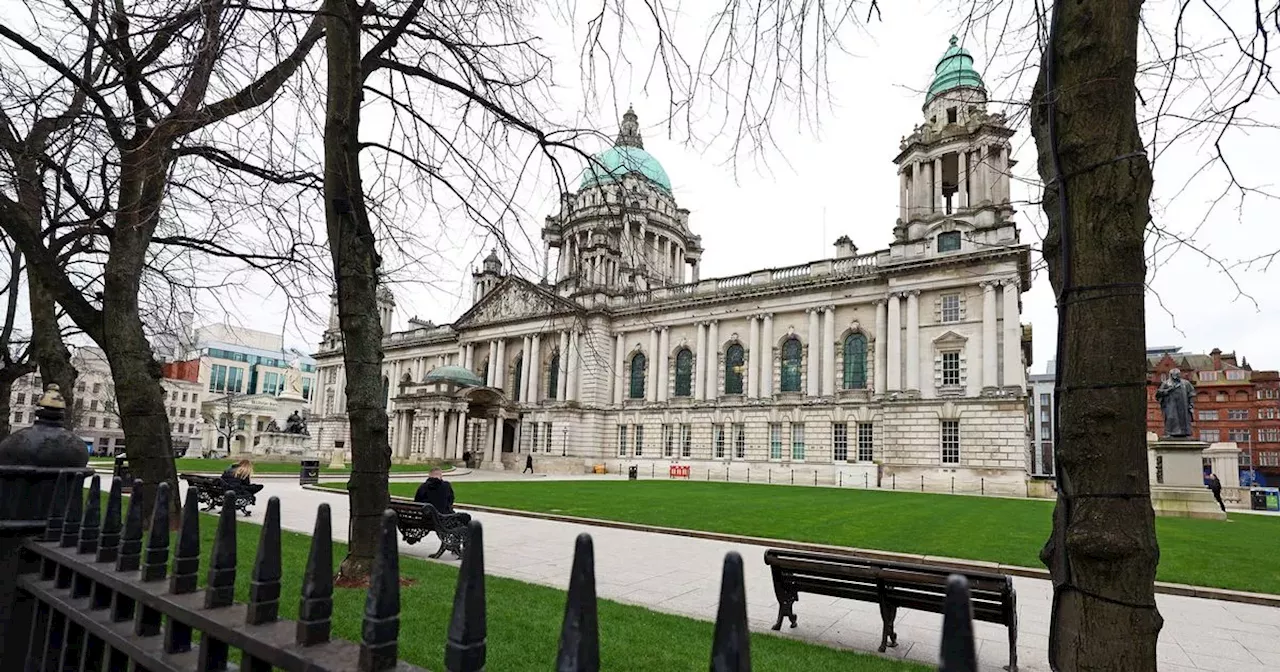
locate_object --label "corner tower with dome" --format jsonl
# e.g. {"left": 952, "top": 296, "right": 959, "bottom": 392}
{"left": 308, "top": 39, "right": 1041, "bottom": 495}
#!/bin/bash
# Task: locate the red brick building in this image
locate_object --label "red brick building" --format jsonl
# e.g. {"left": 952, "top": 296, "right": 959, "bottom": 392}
{"left": 1146, "top": 347, "right": 1280, "bottom": 482}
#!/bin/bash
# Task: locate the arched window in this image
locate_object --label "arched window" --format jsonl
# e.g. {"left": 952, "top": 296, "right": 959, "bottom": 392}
{"left": 674, "top": 349, "right": 694, "bottom": 397}
{"left": 381, "top": 375, "right": 390, "bottom": 406}
{"left": 629, "top": 353, "right": 647, "bottom": 399}
{"left": 724, "top": 343, "right": 745, "bottom": 395}
{"left": 843, "top": 333, "right": 868, "bottom": 390}
{"left": 512, "top": 354, "right": 524, "bottom": 398}
{"left": 547, "top": 353, "right": 560, "bottom": 399}
{"left": 780, "top": 338, "right": 803, "bottom": 392}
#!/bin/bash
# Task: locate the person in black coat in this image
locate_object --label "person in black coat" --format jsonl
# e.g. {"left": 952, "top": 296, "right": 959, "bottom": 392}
{"left": 414, "top": 468, "right": 471, "bottom": 523}
{"left": 1207, "top": 473, "right": 1226, "bottom": 512}
{"left": 523, "top": 453, "right": 534, "bottom": 474}
{"left": 221, "top": 459, "right": 264, "bottom": 495}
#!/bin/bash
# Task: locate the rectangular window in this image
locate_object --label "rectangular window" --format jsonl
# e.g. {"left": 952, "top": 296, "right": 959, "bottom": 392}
{"left": 857, "top": 422, "right": 874, "bottom": 462}
{"left": 714, "top": 424, "right": 725, "bottom": 459}
{"left": 1198, "top": 410, "right": 1219, "bottom": 421}
{"left": 182, "top": 392, "right": 188, "bottom": 403}
{"left": 733, "top": 423, "right": 745, "bottom": 459}
{"left": 90, "top": 400, "right": 99, "bottom": 411}
{"left": 1197, "top": 371, "right": 1218, "bottom": 382}
{"left": 13, "top": 411, "right": 23, "bottom": 424}
{"left": 663, "top": 424, "right": 674, "bottom": 457}
{"left": 1040, "top": 424, "right": 1051, "bottom": 440}
{"left": 14, "top": 393, "right": 24, "bottom": 406}
{"left": 634, "top": 425, "right": 644, "bottom": 456}
{"left": 531, "top": 423, "right": 540, "bottom": 453}
{"left": 617, "top": 426, "right": 627, "bottom": 457}
{"left": 93, "top": 383, "right": 101, "bottom": 394}
{"left": 790, "top": 424, "right": 806, "bottom": 460}
{"left": 941, "top": 420, "right": 960, "bottom": 464}
{"left": 1226, "top": 369, "right": 1247, "bottom": 380}
{"left": 1228, "top": 429, "right": 1250, "bottom": 442}
{"left": 544, "top": 422, "right": 553, "bottom": 452}
{"left": 1039, "top": 393, "right": 1050, "bottom": 406}
{"left": 680, "top": 424, "right": 692, "bottom": 458}
{"left": 940, "top": 294, "right": 961, "bottom": 322}
{"left": 179, "top": 407, "right": 186, "bottom": 418}
{"left": 1200, "top": 429, "right": 1221, "bottom": 443}
{"left": 1259, "top": 429, "right": 1280, "bottom": 442}
{"left": 941, "top": 351, "right": 961, "bottom": 386}
{"left": 1227, "top": 409, "right": 1248, "bottom": 421}
{"left": 88, "top": 416, "right": 96, "bottom": 428}
{"left": 937, "top": 231, "right": 961, "bottom": 252}
{"left": 227, "top": 367, "right": 244, "bottom": 394}
{"left": 833, "top": 422, "right": 848, "bottom": 462}
{"left": 769, "top": 423, "right": 782, "bottom": 460}
{"left": 210, "top": 364, "right": 227, "bottom": 392}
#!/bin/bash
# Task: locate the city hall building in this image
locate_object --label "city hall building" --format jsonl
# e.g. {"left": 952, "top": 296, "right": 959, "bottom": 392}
{"left": 309, "top": 38, "right": 1034, "bottom": 490}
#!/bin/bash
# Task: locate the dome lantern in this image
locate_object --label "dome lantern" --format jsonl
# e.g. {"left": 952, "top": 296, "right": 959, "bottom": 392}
{"left": 579, "top": 108, "right": 672, "bottom": 193}
{"left": 926, "top": 35, "right": 986, "bottom": 107}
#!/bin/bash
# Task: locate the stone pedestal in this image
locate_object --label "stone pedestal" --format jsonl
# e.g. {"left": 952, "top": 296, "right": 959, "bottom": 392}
{"left": 256, "top": 432, "right": 309, "bottom": 457}
{"left": 1149, "top": 438, "right": 1226, "bottom": 520}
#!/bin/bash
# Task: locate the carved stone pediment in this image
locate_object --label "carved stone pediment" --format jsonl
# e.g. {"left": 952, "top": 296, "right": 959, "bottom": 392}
{"left": 932, "top": 330, "right": 968, "bottom": 346}
{"left": 454, "top": 278, "right": 581, "bottom": 328}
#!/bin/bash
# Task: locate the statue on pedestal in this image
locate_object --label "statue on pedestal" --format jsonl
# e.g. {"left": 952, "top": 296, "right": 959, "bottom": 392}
{"left": 284, "top": 410, "right": 309, "bottom": 436}
{"left": 282, "top": 355, "right": 304, "bottom": 397}
{"left": 1155, "top": 368, "right": 1196, "bottom": 438}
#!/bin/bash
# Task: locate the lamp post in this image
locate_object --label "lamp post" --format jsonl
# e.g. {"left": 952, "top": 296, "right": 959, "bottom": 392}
{"left": 562, "top": 427, "right": 568, "bottom": 456}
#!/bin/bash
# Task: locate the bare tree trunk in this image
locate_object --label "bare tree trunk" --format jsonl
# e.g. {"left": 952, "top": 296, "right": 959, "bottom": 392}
{"left": 324, "top": 0, "right": 391, "bottom": 583}
{"left": 1033, "top": 1, "right": 1163, "bottom": 669}
{"left": 27, "top": 274, "right": 78, "bottom": 419}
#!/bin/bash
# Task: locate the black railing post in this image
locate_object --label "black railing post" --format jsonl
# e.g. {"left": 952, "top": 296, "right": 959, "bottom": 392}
{"left": 297, "top": 503, "right": 334, "bottom": 647}
{"left": 164, "top": 487, "right": 201, "bottom": 654}
{"left": 246, "top": 497, "right": 283, "bottom": 625}
{"left": 135, "top": 481, "right": 171, "bottom": 638}
{"left": 77, "top": 476, "right": 102, "bottom": 555}
{"left": 445, "top": 521, "right": 487, "bottom": 672}
{"left": 556, "top": 534, "right": 599, "bottom": 671}
{"left": 198, "top": 492, "right": 238, "bottom": 671}
{"left": 709, "top": 552, "right": 751, "bottom": 671}
{"left": 938, "top": 575, "right": 977, "bottom": 672}
{"left": 360, "top": 509, "right": 402, "bottom": 671}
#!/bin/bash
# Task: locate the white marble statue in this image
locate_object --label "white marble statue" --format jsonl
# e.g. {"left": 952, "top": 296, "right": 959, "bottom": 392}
{"left": 283, "top": 356, "right": 303, "bottom": 396}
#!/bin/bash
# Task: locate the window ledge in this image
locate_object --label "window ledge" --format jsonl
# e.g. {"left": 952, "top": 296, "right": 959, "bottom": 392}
{"left": 937, "top": 385, "right": 966, "bottom": 397}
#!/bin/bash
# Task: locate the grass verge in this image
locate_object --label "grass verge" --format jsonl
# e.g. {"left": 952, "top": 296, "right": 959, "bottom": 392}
{"left": 338, "top": 480, "right": 1280, "bottom": 595}
{"left": 123, "top": 499, "right": 924, "bottom": 671}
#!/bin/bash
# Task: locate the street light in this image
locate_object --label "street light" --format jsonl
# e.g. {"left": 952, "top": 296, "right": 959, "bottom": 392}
{"left": 562, "top": 427, "right": 568, "bottom": 456}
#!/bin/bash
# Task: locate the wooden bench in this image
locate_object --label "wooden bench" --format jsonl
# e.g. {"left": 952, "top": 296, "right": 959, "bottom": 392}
{"left": 180, "top": 473, "right": 261, "bottom": 516}
{"left": 387, "top": 499, "right": 469, "bottom": 559}
{"left": 764, "top": 548, "right": 1018, "bottom": 671}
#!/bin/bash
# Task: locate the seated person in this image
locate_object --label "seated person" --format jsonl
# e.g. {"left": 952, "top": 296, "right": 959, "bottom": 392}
{"left": 414, "top": 468, "right": 471, "bottom": 524}
{"left": 221, "top": 459, "right": 264, "bottom": 494}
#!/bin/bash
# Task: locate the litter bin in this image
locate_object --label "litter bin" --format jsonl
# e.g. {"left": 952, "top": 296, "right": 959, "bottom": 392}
{"left": 628, "top": 465, "right": 638, "bottom": 481}
{"left": 1256, "top": 487, "right": 1280, "bottom": 512}
{"left": 299, "top": 459, "right": 320, "bottom": 485}
{"left": 114, "top": 454, "right": 132, "bottom": 492}
{"left": 1252, "top": 488, "right": 1268, "bottom": 511}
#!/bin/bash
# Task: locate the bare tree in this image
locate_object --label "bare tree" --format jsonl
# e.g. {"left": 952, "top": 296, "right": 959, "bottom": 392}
{"left": 0, "top": 241, "right": 36, "bottom": 438}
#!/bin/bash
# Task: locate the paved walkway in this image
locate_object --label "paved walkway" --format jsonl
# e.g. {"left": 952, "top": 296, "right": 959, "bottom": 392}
{"left": 128, "top": 476, "right": 1280, "bottom": 671}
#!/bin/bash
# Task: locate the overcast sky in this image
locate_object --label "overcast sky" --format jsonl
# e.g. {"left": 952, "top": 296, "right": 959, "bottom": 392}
{"left": 203, "top": 0, "right": 1280, "bottom": 372}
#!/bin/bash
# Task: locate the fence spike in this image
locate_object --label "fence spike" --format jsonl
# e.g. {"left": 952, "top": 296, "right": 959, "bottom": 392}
{"left": 43, "top": 472, "right": 70, "bottom": 542}
{"left": 555, "top": 533, "right": 599, "bottom": 672}
{"left": 445, "top": 520, "right": 486, "bottom": 672}
{"left": 296, "top": 503, "right": 333, "bottom": 647}
{"left": 97, "top": 478, "right": 124, "bottom": 563}
{"left": 78, "top": 475, "right": 102, "bottom": 554}
{"left": 360, "top": 509, "right": 402, "bottom": 671}
{"left": 938, "top": 575, "right": 977, "bottom": 672}
{"left": 246, "top": 497, "right": 282, "bottom": 625}
{"left": 139, "top": 481, "right": 171, "bottom": 582}
{"left": 709, "top": 552, "right": 751, "bottom": 672}
{"left": 116, "top": 480, "right": 145, "bottom": 572}
{"left": 60, "top": 472, "right": 86, "bottom": 547}
{"left": 205, "top": 492, "right": 238, "bottom": 609}
{"left": 169, "top": 486, "right": 201, "bottom": 594}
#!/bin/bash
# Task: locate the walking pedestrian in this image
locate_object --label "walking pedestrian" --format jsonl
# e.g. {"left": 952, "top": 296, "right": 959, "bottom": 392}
{"left": 523, "top": 453, "right": 534, "bottom": 474}
{"left": 1207, "top": 473, "right": 1226, "bottom": 512}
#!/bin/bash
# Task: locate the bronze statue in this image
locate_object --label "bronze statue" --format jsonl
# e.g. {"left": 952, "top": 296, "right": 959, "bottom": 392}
{"left": 1155, "top": 368, "right": 1196, "bottom": 438}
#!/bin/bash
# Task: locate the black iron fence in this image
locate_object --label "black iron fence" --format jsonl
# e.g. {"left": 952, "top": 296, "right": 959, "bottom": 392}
{"left": 3, "top": 473, "right": 981, "bottom": 671}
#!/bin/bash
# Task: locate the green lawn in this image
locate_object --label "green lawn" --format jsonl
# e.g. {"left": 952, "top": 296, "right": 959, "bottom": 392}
{"left": 88, "top": 457, "right": 450, "bottom": 475}
{"left": 112, "top": 495, "right": 922, "bottom": 671}
{"left": 363, "top": 480, "right": 1280, "bottom": 595}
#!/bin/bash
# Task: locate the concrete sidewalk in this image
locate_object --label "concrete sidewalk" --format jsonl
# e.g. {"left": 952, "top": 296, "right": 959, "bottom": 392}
{"left": 119, "top": 476, "right": 1280, "bottom": 672}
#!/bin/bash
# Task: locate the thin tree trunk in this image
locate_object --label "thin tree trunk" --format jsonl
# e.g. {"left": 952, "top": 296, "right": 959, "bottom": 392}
{"left": 0, "top": 375, "right": 17, "bottom": 437}
{"left": 27, "top": 273, "right": 78, "bottom": 423}
{"left": 324, "top": 0, "right": 391, "bottom": 582}
{"left": 1033, "top": 0, "right": 1163, "bottom": 669}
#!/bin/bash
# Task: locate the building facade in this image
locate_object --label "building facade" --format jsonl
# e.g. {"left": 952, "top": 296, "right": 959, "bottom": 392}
{"left": 1146, "top": 346, "right": 1280, "bottom": 483}
{"left": 310, "top": 38, "right": 1035, "bottom": 490}
{"left": 1026, "top": 361, "right": 1056, "bottom": 480}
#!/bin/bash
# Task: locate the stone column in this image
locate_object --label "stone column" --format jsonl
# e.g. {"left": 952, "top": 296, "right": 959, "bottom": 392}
{"left": 806, "top": 308, "right": 821, "bottom": 397}
{"left": 613, "top": 333, "right": 626, "bottom": 404}
{"left": 706, "top": 320, "right": 720, "bottom": 399}
{"left": 492, "top": 415, "right": 505, "bottom": 462}
{"left": 822, "top": 306, "right": 837, "bottom": 396}
{"left": 658, "top": 327, "right": 670, "bottom": 402}
{"left": 976, "top": 146, "right": 989, "bottom": 205}
{"left": 906, "top": 291, "right": 920, "bottom": 393}
{"left": 1002, "top": 280, "right": 1021, "bottom": 388}
{"left": 647, "top": 329, "right": 660, "bottom": 403}
{"left": 933, "top": 158, "right": 943, "bottom": 214}
{"left": 434, "top": 410, "right": 447, "bottom": 458}
{"left": 485, "top": 341, "right": 497, "bottom": 386}
{"left": 874, "top": 300, "right": 887, "bottom": 394}
{"left": 886, "top": 294, "right": 901, "bottom": 391}
{"left": 691, "top": 261, "right": 700, "bottom": 283}
{"left": 558, "top": 330, "right": 570, "bottom": 400}
{"left": 982, "top": 281, "right": 999, "bottom": 389}
{"left": 747, "top": 316, "right": 760, "bottom": 398}
{"left": 567, "top": 331, "right": 580, "bottom": 401}
{"left": 911, "top": 162, "right": 922, "bottom": 219}
{"left": 694, "top": 322, "right": 707, "bottom": 401}
{"left": 761, "top": 313, "right": 774, "bottom": 397}
{"left": 957, "top": 150, "right": 969, "bottom": 209}
{"left": 520, "top": 335, "right": 533, "bottom": 402}
{"left": 495, "top": 339, "right": 507, "bottom": 390}
{"left": 899, "top": 169, "right": 908, "bottom": 222}
{"left": 529, "top": 333, "right": 541, "bottom": 403}
{"left": 453, "top": 411, "right": 465, "bottom": 460}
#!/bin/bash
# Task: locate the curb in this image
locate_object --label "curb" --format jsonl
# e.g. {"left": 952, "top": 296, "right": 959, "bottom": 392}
{"left": 300, "top": 484, "right": 1280, "bottom": 609}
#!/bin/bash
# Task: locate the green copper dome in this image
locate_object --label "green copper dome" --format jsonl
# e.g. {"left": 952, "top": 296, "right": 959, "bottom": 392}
{"left": 926, "top": 36, "right": 985, "bottom": 105}
{"left": 578, "top": 107, "right": 672, "bottom": 193}
{"left": 423, "top": 365, "right": 484, "bottom": 387}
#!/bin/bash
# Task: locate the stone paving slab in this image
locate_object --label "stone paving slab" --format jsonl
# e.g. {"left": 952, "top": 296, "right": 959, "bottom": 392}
{"left": 117, "top": 476, "right": 1280, "bottom": 671}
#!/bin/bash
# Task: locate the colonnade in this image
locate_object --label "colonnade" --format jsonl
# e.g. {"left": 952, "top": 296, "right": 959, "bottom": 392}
{"left": 898, "top": 144, "right": 1010, "bottom": 220}
{"left": 553, "top": 225, "right": 699, "bottom": 286}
